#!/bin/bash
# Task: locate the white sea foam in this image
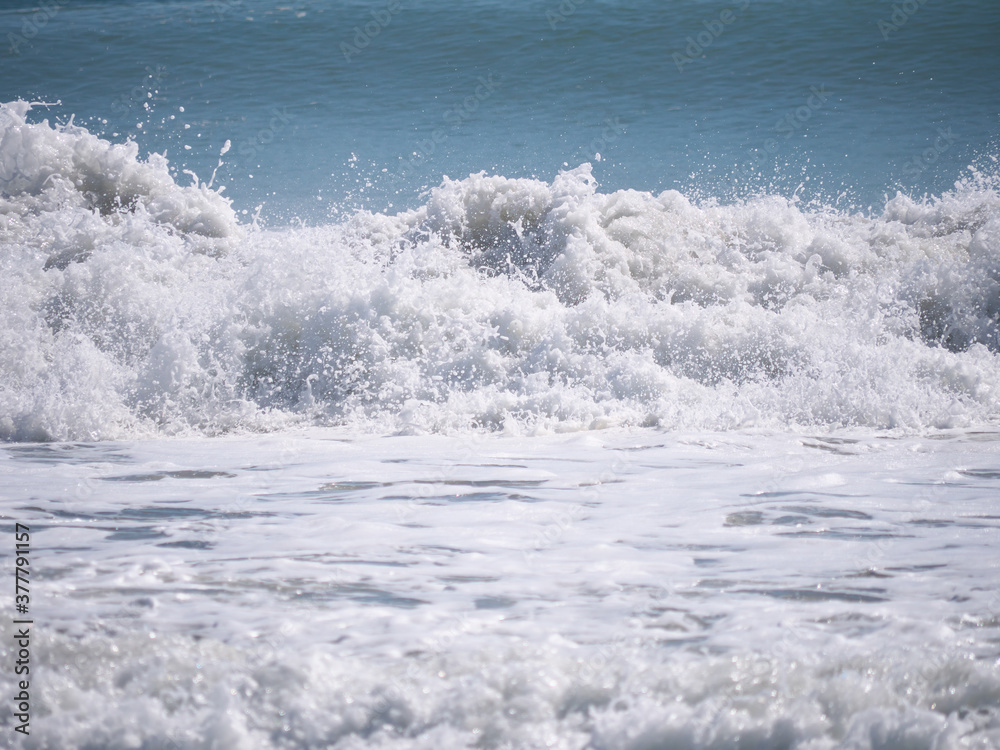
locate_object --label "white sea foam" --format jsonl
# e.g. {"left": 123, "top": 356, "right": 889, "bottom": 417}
{"left": 12, "top": 629, "right": 997, "bottom": 750}
{"left": 2, "top": 429, "right": 999, "bottom": 749}
{"left": 2, "top": 101, "right": 999, "bottom": 441}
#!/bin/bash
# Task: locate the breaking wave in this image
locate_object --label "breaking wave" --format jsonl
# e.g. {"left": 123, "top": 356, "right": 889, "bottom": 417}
{"left": 2, "top": 101, "right": 999, "bottom": 440}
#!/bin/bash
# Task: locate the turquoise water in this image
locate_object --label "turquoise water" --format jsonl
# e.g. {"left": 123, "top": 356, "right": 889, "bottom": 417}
{"left": 4, "top": 0, "right": 998, "bottom": 222}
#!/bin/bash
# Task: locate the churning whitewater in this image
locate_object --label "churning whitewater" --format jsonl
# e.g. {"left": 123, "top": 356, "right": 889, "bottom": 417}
{"left": 2, "top": 101, "right": 999, "bottom": 441}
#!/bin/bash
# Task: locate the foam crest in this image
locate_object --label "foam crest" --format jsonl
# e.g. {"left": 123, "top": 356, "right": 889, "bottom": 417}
{"left": 1, "top": 107, "right": 999, "bottom": 440}
{"left": 0, "top": 101, "right": 239, "bottom": 239}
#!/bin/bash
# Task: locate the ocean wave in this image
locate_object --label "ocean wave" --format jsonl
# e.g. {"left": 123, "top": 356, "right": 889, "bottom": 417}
{"left": 2, "top": 101, "right": 999, "bottom": 440}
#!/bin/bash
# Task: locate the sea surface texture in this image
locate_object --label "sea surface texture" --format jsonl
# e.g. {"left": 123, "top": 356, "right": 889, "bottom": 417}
{"left": 1, "top": 0, "right": 999, "bottom": 748}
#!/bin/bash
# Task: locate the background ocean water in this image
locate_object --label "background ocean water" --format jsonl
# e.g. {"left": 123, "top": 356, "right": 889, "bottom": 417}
{"left": 4, "top": 0, "right": 999, "bottom": 222}
{"left": 3, "top": 2, "right": 1000, "bottom": 749}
